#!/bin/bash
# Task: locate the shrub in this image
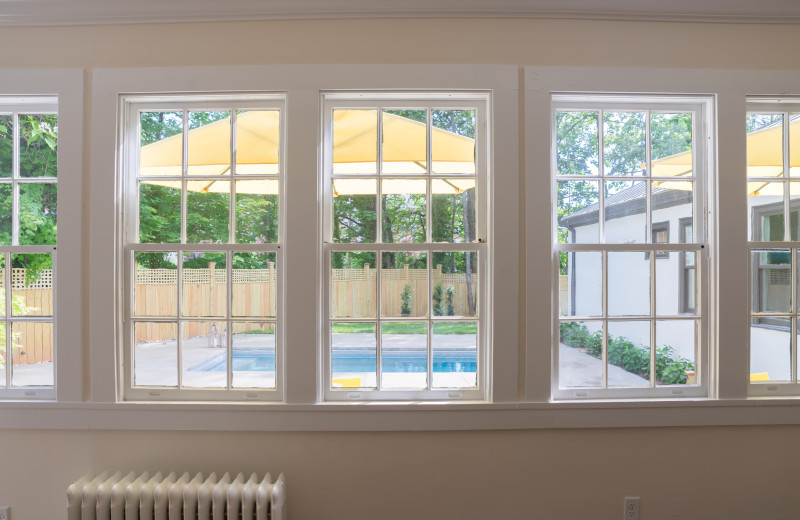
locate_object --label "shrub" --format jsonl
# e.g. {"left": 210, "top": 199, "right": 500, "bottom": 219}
{"left": 433, "top": 283, "right": 444, "bottom": 316}
{"left": 400, "top": 284, "right": 413, "bottom": 316}
{"left": 559, "top": 322, "right": 694, "bottom": 384}
{"left": 445, "top": 286, "right": 456, "bottom": 316}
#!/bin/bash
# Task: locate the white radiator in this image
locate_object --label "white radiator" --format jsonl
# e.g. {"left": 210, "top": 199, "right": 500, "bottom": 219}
{"left": 67, "top": 471, "right": 285, "bottom": 520}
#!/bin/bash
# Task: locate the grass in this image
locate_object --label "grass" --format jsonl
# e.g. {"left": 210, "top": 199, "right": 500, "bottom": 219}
{"left": 331, "top": 322, "right": 476, "bottom": 334}
{"left": 240, "top": 328, "right": 275, "bottom": 334}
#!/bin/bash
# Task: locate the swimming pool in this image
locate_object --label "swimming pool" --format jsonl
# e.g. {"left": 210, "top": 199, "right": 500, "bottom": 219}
{"left": 189, "top": 348, "right": 477, "bottom": 373}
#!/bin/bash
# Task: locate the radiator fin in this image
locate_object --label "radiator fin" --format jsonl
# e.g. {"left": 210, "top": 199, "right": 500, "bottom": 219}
{"left": 68, "top": 471, "right": 285, "bottom": 520}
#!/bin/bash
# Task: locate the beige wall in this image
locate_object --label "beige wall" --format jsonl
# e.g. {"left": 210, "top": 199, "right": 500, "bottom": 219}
{"left": 0, "top": 17, "right": 799, "bottom": 520}
{"left": 2, "top": 426, "right": 800, "bottom": 519}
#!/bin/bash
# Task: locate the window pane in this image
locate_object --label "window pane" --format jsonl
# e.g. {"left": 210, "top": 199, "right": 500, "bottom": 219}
{"left": 331, "top": 322, "right": 376, "bottom": 389}
{"left": 556, "top": 111, "right": 598, "bottom": 176}
{"left": 236, "top": 110, "right": 279, "bottom": 175}
{"left": 182, "top": 252, "right": 227, "bottom": 318}
{"left": 558, "top": 180, "right": 599, "bottom": 244}
{"left": 139, "top": 111, "right": 183, "bottom": 177}
{"left": 138, "top": 183, "right": 181, "bottom": 244}
{"left": 655, "top": 320, "right": 696, "bottom": 385}
{"left": 11, "top": 321, "right": 53, "bottom": 387}
{"left": 607, "top": 321, "right": 650, "bottom": 388}
{"left": 431, "top": 321, "right": 477, "bottom": 389}
{"left": 383, "top": 110, "right": 426, "bottom": 174}
{"left": 653, "top": 181, "right": 693, "bottom": 242}
{"left": 558, "top": 321, "right": 603, "bottom": 388}
{"left": 333, "top": 179, "right": 376, "bottom": 243}
{"left": 751, "top": 250, "right": 790, "bottom": 313}
{"left": 604, "top": 111, "right": 645, "bottom": 176}
{"left": 0, "top": 184, "right": 11, "bottom": 245}
{"left": 651, "top": 113, "right": 692, "bottom": 164}
{"left": 382, "top": 251, "right": 427, "bottom": 318}
{"left": 432, "top": 109, "right": 475, "bottom": 175}
{"left": 235, "top": 179, "right": 278, "bottom": 244}
{"left": 134, "top": 321, "right": 178, "bottom": 387}
{"left": 381, "top": 179, "right": 426, "bottom": 243}
{"left": 560, "top": 251, "right": 602, "bottom": 318}
{"left": 19, "top": 114, "right": 57, "bottom": 178}
{"left": 186, "top": 180, "right": 230, "bottom": 243}
{"left": 231, "top": 322, "right": 275, "bottom": 389}
{"left": 747, "top": 113, "right": 783, "bottom": 178}
{"left": 608, "top": 252, "right": 650, "bottom": 316}
{"left": 134, "top": 252, "right": 177, "bottom": 317}
{"left": 333, "top": 109, "right": 377, "bottom": 175}
{"left": 431, "top": 179, "right": 476, "bottom": 243}
{"left": 19, "top": 183, "right": 57, "bottom": 245}
{"left": 605, "top": 180, "right": 645, "bottom": 244}
{"left": 381, "top": 321, "right": 427, "bottom": 389}
{"left": 11, "top": 254, "right": 52, "bottom": 317}
{"left": 182, "top": 320, "right": 226, "bottom": 388}
{"left": 187, "top": 110, "right": 230, "bottom": 176}
{"left": 790, "top": 182, "right": 800, "bottom": 240}
{"left": 749, "top": 182, "right": 784, "bottom": 241}
{"left": 655, "top": 250, "right": 693, "bottom": 316}
{"left": 750, "top": 317, "right": 791, "bottom": 382}
{"left": 791, "top": 113, "right": 800, "bottom": 177}
{"left": 331, "top": 251, "right": 376, "bottom": 319}
{"left": 232, "top": 252, "right": 276, "bottom": 318}
{"left": 0, "top": 255, "right": 5, "bottom": 316}
{"left": 432, "top": 251, "right": 478, "bottom": 318}
{"left": 0, "top": 115, "right": 12, "bottom": 178}
{"left": 0, "top": 322, "right": 4, "bottom": 387}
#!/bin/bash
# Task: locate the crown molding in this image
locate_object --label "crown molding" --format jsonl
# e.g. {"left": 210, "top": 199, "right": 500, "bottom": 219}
{"left": 0, "top": 0, "right": 798, "bottom": 26}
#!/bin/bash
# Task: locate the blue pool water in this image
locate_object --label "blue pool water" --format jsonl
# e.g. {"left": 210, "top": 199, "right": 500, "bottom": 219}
{"left": 189, "top": 349, "right": 476, "bottom": 373}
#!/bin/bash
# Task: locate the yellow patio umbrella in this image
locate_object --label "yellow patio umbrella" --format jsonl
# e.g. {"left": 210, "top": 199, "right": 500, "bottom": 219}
{"left": 650, "top": 116, "right": 800, "bottom": 196}
{"left": 139, "top": 109, "right": 477, "bottom": 196}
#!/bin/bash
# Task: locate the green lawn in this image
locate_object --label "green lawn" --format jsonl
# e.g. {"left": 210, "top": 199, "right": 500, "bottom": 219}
{"left": 331, "top": 322, "right": 476, "bottom": 334}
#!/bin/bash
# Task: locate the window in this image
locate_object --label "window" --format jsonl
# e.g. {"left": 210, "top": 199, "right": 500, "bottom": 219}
{"left": 747, "top": 101, "right": 800, "bottom": 392}
{"left": 0, "top": 99, "right": 58, "bottom": 397}
{"left": 554, "top": 95, "right": 709, "bottom": 399}
{"left": 321, "top": 93, "right": 488, "bottom": 400}
{"left": 679, "top": 218, "right": 695, "bottom": 314}
{"left": 121, "top": 94, "right": 284, "bottom": 401}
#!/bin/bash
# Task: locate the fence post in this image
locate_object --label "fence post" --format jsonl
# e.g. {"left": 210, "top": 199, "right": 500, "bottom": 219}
{"left": 208, "top": 262, "right": 216, "bottom": 316}
{"left": 363, "top": 263, "right": 370, "bottom": 318}
{"left": 268, "top": 261, "right": 276, "bottom": 316}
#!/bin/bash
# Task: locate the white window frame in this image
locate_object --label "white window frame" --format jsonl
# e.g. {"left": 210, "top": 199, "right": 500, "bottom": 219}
{"left": 89, "top": 65, "right": 519, "bottom": 407}
{"left": 550, "top": 95, "right": 711, "bottom": 400}
{"left": 0, "top": 70, "right": 82, "bottom": 402}
{"left": 120, "top": 94, "right": 286, "bottom": 402}
{"left": 747, "top": 98, "right": 800, "bottom": 397}
{"left": 320, "top": 93, "right": 490, "bottom": 401}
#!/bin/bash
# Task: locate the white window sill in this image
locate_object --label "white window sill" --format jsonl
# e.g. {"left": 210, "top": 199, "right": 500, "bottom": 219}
{"left": 2, "top": 398, "right": 800, "bottom": 431}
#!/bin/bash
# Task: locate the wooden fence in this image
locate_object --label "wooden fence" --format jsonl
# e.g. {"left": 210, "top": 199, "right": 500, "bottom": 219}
{"left": 331, "top": 264, "right": 477, "bottom": 318}
{"left": 134, "top": 263, "right": 277, "bottom": 342}
{"left": 1, "top": 268, "right": 55, "bottom": 365}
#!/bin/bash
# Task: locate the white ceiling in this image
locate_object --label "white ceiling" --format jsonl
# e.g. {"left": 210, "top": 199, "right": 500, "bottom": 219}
{"left": 2, "top": 0, "right": 800, "bottom": 26}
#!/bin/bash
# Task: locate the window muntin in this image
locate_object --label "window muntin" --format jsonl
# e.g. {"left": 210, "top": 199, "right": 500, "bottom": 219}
{"left": 747, "top": 104, "right": 800, "bottom": 390}
{"left": 123, "top": 96, "right": 284, "bottom": 401}
{"left": 322, "top": 94, "right": 488, "bottom": 401}
{"left": 0, "top": 102, "right": 58, "bottom": 396}
{"left": 554, "top": 96, "right": 708, "bottom": 399}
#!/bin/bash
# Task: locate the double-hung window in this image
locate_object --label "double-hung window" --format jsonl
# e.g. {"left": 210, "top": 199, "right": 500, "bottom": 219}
{"left": 122, "top": 94, "right": 284, "bottom": 401}
{"left": 747, "top": 100, "right": 800, "bottom": 394}
{"left": 553, "top": 94, "right": 710, "bottom": 399}
{"left": 0, "top": 99, "right": 58, "bottom": 397}
{"left": 321, "top": 93, "right": 489, "bottom": 401}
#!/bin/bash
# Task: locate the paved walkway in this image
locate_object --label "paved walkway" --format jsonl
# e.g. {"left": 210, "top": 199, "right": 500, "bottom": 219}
{"left": 559, "top": 343, "right": 650, "bottom": 387}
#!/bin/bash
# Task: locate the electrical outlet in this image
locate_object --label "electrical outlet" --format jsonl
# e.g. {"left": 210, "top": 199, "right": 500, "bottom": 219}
{"left": 624, "top": 497, "right": 639, "bottom": 520}
{"left": 0, "top": 506, "right": 10, "bottom": 520}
